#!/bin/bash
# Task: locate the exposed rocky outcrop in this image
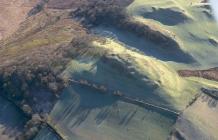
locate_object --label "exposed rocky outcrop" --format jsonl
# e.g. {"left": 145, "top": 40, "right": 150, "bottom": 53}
{"left": 178, "top": 67, "right": 218, "bottom": 81}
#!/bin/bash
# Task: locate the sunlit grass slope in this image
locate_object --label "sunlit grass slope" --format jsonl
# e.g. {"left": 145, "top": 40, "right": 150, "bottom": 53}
{"left": 62, "top": 38, "right": 200, "bottom": 110}
{"left": 127, "top": 0, "right": 218, "bottom": 68}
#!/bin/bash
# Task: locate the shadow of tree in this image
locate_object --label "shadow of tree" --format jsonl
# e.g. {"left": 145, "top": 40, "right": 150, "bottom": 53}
{"left": 119, "top": 110, "right": 137, "bottom": 126}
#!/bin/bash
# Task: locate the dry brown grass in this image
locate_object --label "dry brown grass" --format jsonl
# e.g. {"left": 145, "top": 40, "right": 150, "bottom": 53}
{"left": 178, "top": 67, "right": 218, "bottom": 82}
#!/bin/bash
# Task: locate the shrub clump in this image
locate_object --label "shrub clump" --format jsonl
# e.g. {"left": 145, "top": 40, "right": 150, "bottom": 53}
{"left": 71, "top": 0, "right": 127, "bottom": 26}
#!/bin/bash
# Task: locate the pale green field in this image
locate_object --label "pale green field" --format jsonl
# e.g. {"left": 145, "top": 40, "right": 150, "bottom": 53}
{"left": 174, "top": 94, "right": 218, "bottom": 140}
{"left": 49, "top": 85, "right": 175, "bottom": 140}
